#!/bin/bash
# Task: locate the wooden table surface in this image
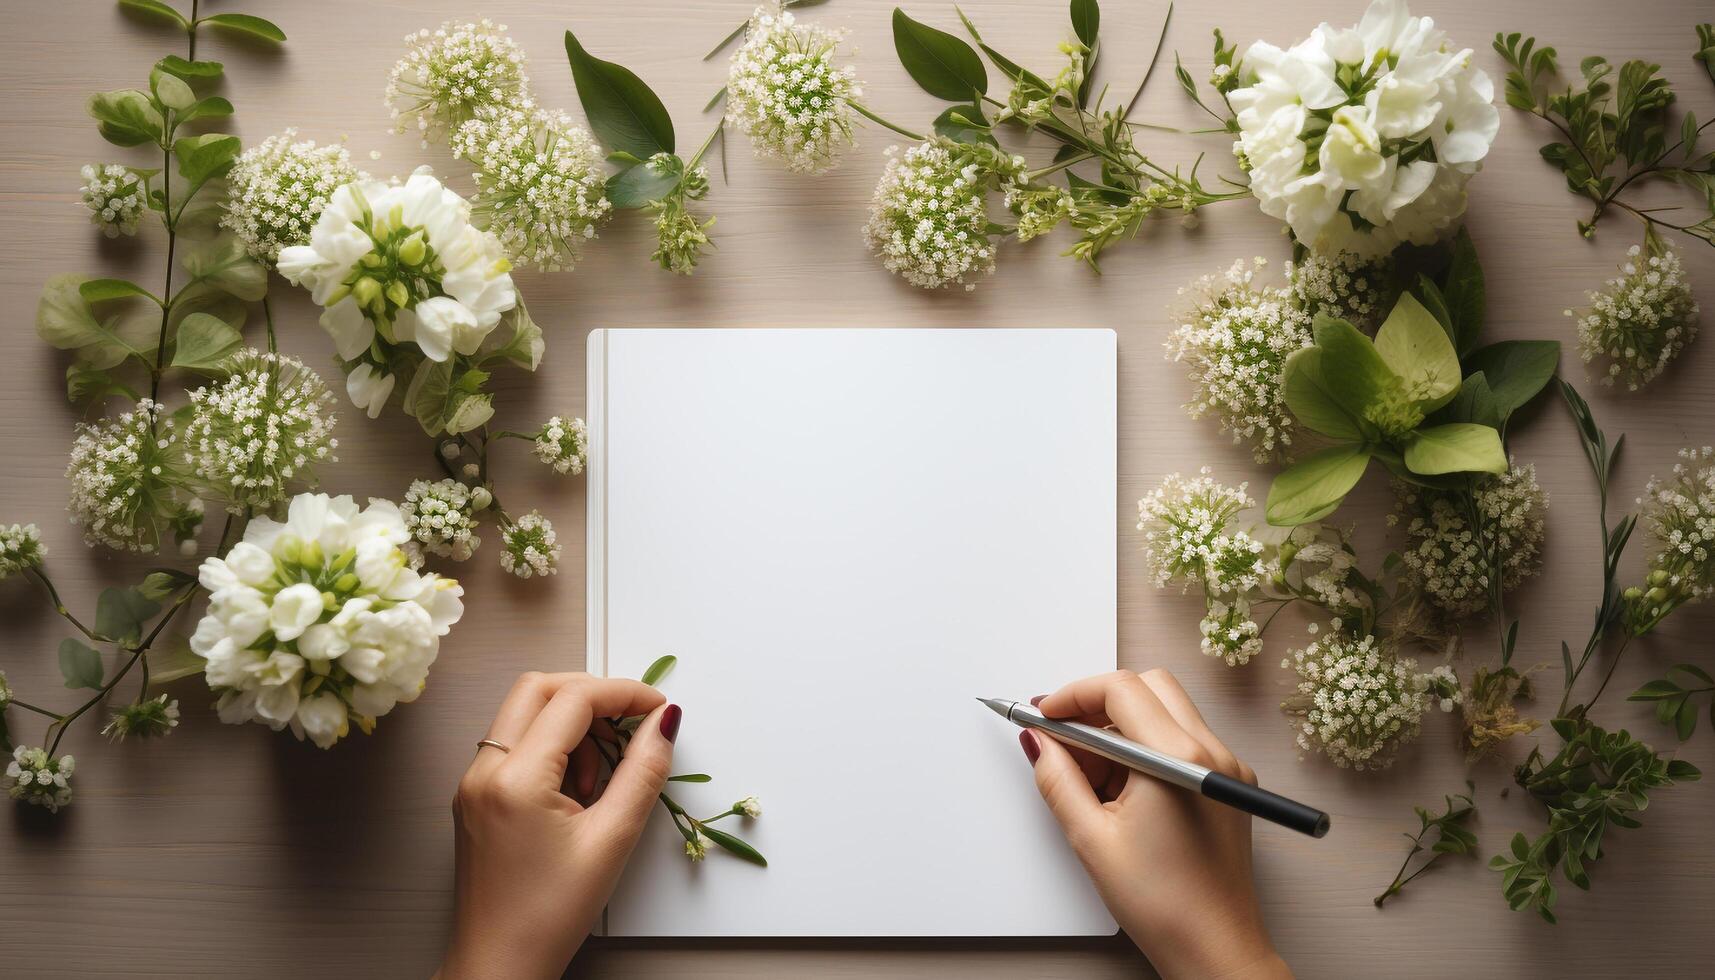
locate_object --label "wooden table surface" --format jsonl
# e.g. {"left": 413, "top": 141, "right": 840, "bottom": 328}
{"left": 3, "top": 1, "right": 1713, "bottom": 976}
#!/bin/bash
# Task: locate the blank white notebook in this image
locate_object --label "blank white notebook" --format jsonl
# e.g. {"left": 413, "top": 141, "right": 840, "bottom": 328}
{"left": 587, "top": 328, "right": 1117, "bottom": 937}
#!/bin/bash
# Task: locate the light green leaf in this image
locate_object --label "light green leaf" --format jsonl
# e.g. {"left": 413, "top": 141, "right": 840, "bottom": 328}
{"left": 406, "top": 357, "right": 454, "bottom": 435}
{"left": 150, "top": 66, "right": 196, "bottom": 111}
{"left": 1461, "top": 340, "right": 1560, "bottom": 418}
{"left": 641, "top": 654, "right": 678, "bottom": 686}
{"left": 59, "top": 638, "right": 105, "bottom": 690}
{"left": 605, "top": 157, "right": 681, "bottom": 209}
{"left": 892, "top": 8, "right": 988, "bottom": 100}
{"left": 170, "top": 312, "right": 243, "bottom": 370}
{"left": 1374, "top": 292, "right": 1461, "bottom": 411}
{"left": 36, "top": 274, "right": 155, "bottom": 370}
{"left": 137, "top": 568, "right": 196, "bottom": 602}
{"left": 146, "top": 633, "right": 208, "bottom": 683}
{"left": 1314, "top": 316, "right": 1396, "bottom": 419}
{"left": 66, "top": 362, "right": 140, "bottom": 406}
{"left": 173, "top": 133, "right": 241, "bottom": 194}
{"left": 95, "top": 587, "right": 161, "bottom": 646}
{"left": 1402, "top": 423, "right": 1508, "bottom": 476}
{"left": 179, "top": 96, "right": 235, "bottom": 124}
{"left": 1280, "top": 346, "right": 1363, "bottom": 441}
{"left": 118, "top": 0, "right": 187, "bottom": 28}
{"left": 156, "top": 55, "right": 223, "bottom": 80}
{"left": 178, "top": 234, "right": 267, "bottom": 301}
{"left": 480, "top": 303, "right": 545, "bottom": 371}
{"left": 444, "top": 393, "right": 495, "bottom": 435}
{"left": 79, "top": 278, "right": 157, "bottom": 306}
{"left": 88, "top": 89, "right": 164, "bottom": 147}
{"left": 199, "top": 12, "right": 286, "bottom": 41}
{"left": 564, "top": 30, "right": 676, "bottom": 158}
{"left": 1265, "top": 444, "right": 1372, "bottom": 527}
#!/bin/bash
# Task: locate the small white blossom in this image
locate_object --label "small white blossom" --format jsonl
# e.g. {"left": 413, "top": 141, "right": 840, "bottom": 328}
{"left": 386, "top": 19, "right": 531, "bottom": 145}
{"left": 1200, "top": 596, "right": 1264, "bottom": 666}
{"left": 1570, "top": 237, "right": 1699, "bottom": 391}
{"left": 5, "top": 746, "right": 75, "bottom": 812}
{"left": 725, "top": 3, "right": 861, "bottom": 174}
{"left": 500, "top": 510, "right": 560, "bottom": 579}
{"left": 685, "top": 829, "right": 710, "bottom": 862}
{"left": 66, "top": 400, "right": 200, "bottom": 553}
{"left": 222, "top": 130, "right": 362, "bottom": 265}
{"left": 451, "top": 107, "right": 612, "bottom": 272}
{"left": 532, "top": 416, "right": 588, "bottom": 476}
{"left": 79, "top": 163, "right": 147, "bottom": 238}
{"left": 1136, "top": 468, "right": 1257, "bottom": 590}
{"left": 401, "top": 478, "right": 482, "bottom": 561}
{"left": 1392, "top": 462, "right": 1548, "bottom": 619}
{"left": 1286, "top": 250, "right": 1392, "bottom": 330}
{"left": 735, "top": 796, "right": 762, "bottom": 818}
{"left": 185, "top": 351, "right": 340, "bottom": 513}
{"left": 1626, "top": 447, "right": 1715, "bottom": 633}
{"left": 1282, "top": 634, "right": 1439, "bottom": 770}
{"left": 102, "top": 694, "right": 180, "bottom": 740}
{"left": 863, "top": 140, "right": 1005, "bottom": 291}
{"left": 0, "top": 523, "right": 46, "bottom": 580}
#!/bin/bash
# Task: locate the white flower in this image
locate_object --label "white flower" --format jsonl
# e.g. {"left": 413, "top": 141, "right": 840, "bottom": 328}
{"left": 1200, "top": 597, "right": 1264, "bottom": 666}
{"left": 1229, "top": 0, "right": 1497, "bottom": 256}
{"left": 1136, "top": 468, "right": 1257, "bottom": 590}
{"left": 1625, "top": 447, "right": 1715, "bottom": 633}
{"left": 185, "top": 351, "right": 339, "bottom": 513}
{"left": 102, "top": 694, "right": 180, "bottom": 740}
{"left": 1392, "top": 462, "right": 1547, "bottom": 619}
{"left": 451, "top": 106, "right": 612, "bottom": 272}
{"left": 194, "top": 493, "right": 465, "bottom": 749}
{"left": 685, "top": 829, "right": 710, "bottom": 862}
{"left": 386, "top": 19, "right": 531, "bottom": 144}
{"left": 500, "top": 510, "right": 560, "bottom": 579}
{"left": 725, "top": 3, "right": 862, "bottom": 174}
{"left": 1286, "top": 250, "right": 1393, "bottom": 330}
{"left": 66, "top": 399, "right": 201, "bottom": 553}
{"left": 80, "top": 163, "right": 147, "bottom": 238}
{"left": 401, "top": 478, "right": 482, "bottom": 561}
{"left": 345, "top": 363, "right": 396, "bottom": 420}
{"left": 1570, "top": 236, "right": 1699, "bottom": 391}
{"left": 0, "top": 523, "right": 46, "bottom": 580}
{"left": 735, "top": 796, "right": 762, "bottom": 818}
{"left": 532, "top": 416, "right": 588, "bottom": 476}
{"left": 1282, "top": 633, "right": 1435, "bottom": 770}
{"left": 222, "top": 130, "right": 362, "bottom": 265}
{"left": 863, "top": 140, "right": 1008, "bottom": 290}
{"left": 5, "top": 746, "right": 74, "bottom": 812}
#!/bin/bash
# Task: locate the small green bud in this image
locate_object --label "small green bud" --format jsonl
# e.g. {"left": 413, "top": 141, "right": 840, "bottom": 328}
{"left": 273, "top": 534, "right": 303, "bottom": 565}
{"left": 1646, "top": 587, "right": 1669, "bottom": 604}
{"left": 398, "top": 232, "right": 427, "bottom": 267}
{"left": 351, "top": 276, "right": 381, "bottom": 308}
{"left": 324, "top": 283, "right": 352, "bottom": 307}
{"left": 360, "top": 251, "right": 384, "bottom": 268}
{"left": 1647, "top": 569, "right": 1670, "bottom": 588}
{"left": 385, "top": 280, "right": 410, "bottom": 309}
{"left": 333, "top": 572, "right": 360, "bottom": 593}
{"left": 1623, "top": 586, "right": 1644, "bottom": 601}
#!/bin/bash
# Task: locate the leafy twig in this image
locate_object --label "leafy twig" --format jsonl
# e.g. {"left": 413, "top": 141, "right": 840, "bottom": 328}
{"left": 1375, "top": 784, "right": 1478, "bottom": 907}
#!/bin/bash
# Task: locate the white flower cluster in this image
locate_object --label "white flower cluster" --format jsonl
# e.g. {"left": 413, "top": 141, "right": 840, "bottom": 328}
{"left": 1627, "top": 447, "right": 1715, "bottom": 632}
{"left": 102, "top": 694, "right": 180, "bottom": 741}
{"left": 1391, "top": 462, "right": 1547, "bottom": 619}
{"left": 0, "top": 522, "right": 45, "bottom": 580}
{"left": 1569, "top": 238, "right": 1700, "bottom": 391}
{"left": 725, "top": 3, "right": 861, "bottom": 174}
{"left": 1283, "top": 634, "right": 1451, "bottom": 769}
{"left": 1167, "top": 259, "right": 1315, "bottom": 463}
{"left": 863, "top": 140, "right": 1006, "bottom": 291}
{"left": 222, "top": 130, "right": 362, "bottom": 266}
{"left": 193, "top": 493, "right": 465, "bottom": 749}
{"left": 185, "top": 351, "right": 339, "bottom": 513}
{"left": 1137, "top": 469, "right": 1274, "bottom": 665}
{"left": 533, "top": 416, "right": 588, "bottom": 476}
{"left": 452, "top": 107, "right": 612, "bottom": 272}
{"left": 5, "top": 746, "right": 74, "bottom": 812}
{"left": 79, "top": 163, "right": 147, "bottom": 238}
{"left": 386, "top": 19, "right": 531, "bottom": 144}
{"left": 66, "top": 400, "right": 198, "bottom": 553}
{"left": 401, "top": 478, "right": 483, "bottom": 561}
{"left": 1286, "top": 250, "right": 1393, "bottom": 329}
{"left": 1229, "top": 0, "right": 1498, "bottom": 256}
{"left": 500, "top": 510, "right": 560, "bottom": 579}
{"left": 648, "top": 156, "right": 715, "bottom": 276}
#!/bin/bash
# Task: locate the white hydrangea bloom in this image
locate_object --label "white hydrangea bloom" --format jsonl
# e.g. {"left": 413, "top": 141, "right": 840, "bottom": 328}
{"left": 5, "top": 746, "right": 74, "bottom": 812}
{"left": 532, "top": 416, "right": 588, "bottom": 476}
{"left": 79, "top": 163, "right": 147, "bottom": 238}
{"left": 222, "top": 130, "right": 362, "bottom": 266}
{"left": 500, "top": 510, "right": 560, "bottom": 579}
{"left": 1391, "top": 462, "right": 1547, "bottom": 619}
{"left": 185, "top": 351, "right": 339, "bottom": 513}
{"left": 1282, "top": 634, "right": 1439, "bottom": 769}
{"left": 1626, "top": 447, "right": 1715, "bottom": 633}
{"left": 863, "top": 140, "right": 1006, "bottom": 291}
{"left": 1228, "top": 0, "right": 1497, "bottom": 256}
{"left": 193, "top": 493, "right": 465, "bottom": 749}
{"left": 401, "top": 478, "right": 482, "bottom": 561}
{"left": 725, "top": 3, "right": 861, "bottom": 174}
{"left": 386, "top": 19, "right": 531, "bottom": 144}
{"left": 1569, "top": 237, "right": 1699, "bottom": 391}
{"left": 1167, "top": 259, "right": 1314, "bottom": 462}
{"left": 66, "top": 400, "right": 200, "bottom": 553}
{"left": 451, "top": 107, "right": 612, "bottom": 272}
{"left": 0, "top": 523, "right": 46, "bottom": 580}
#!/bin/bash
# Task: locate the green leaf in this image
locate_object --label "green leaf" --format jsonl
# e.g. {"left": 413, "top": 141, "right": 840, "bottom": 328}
{"left": 36, "top": 274, "right": 155, "bottom": 370}
{"left": 406, "top": 357, "right": 455, "bottom": 435}
{"left": 1628, "top": 679, "right": 1683, "bottom": 700}
{"left": 79, "top": 278, "right": 156, "bottom": 306}
{"left": 156, "top": 55, "right": 223, "bottom": 80}
{"left": 1461, "top": 341, "right": 1560, "bottom": 419}
{"left": 1314, "top": 316, "right": 1397, "bottom": 419}
{"left": 1443, "top": 228, "right": 1486, "bottom": 354}
{"left": 146, "top": 633, "right": 208, "bottom": 683}
{"left": 605, "top": 157, "right": 682, "bottom": 209}
{"left": 170, "top": 312, "right": 243, "bottom": 370}
{"left": 667, "top": 773, "right": 712, "bottom": 783}
{"left": 59, "top": 638, "right": 105, "bottom": 690}
{"left": 891, "top": 8, "right": 988, "bottom": 100}
{"left": 480, "top": 303, "right": 545, "bottom": 372}
{"left": 1403, "top": 423, "right": 1508, "bottom": 476}
{"left": 641, "top": 654, "right": 678, "bottom": 686}
{"left": 180, "top": 96, "right": 235, "bottom": 124}
{"left": 1433, "top": 371, "right": 1504, "bottom": 430}
{"left": 199, "top": 12, "right": 286, "bottom": 42}
{"left": 88, "top": 89, "right": 164, "bottom": 147}
{"left": 564, "top": 30, "right": 676, "bottom": 158}
{"left": 178, "top": 234, "right": 267, "bottom": 301}
{"left": 173, "top": 133, "right": 241, "bottom": 193}
{"left": 444, "top": 393, "right": 495, "bottom": 435}
{"left": 1280, "top": 346, "right": 1363, "bottom": 441}
{"left": 1070, "top": 0, "right": 1099, "bottom": 48}
{"left": 118, "top": 0, "right": 187, "bottom": 28}
{"left": 95, "top": 587, "right": 161, "bottom": 646}
{"left": 1265, "top": 444, "right": 1372, "bottom": 526}
{"left": 137, "top": 568, "right": 196, "bottom": 602}
{"left": 932, "top": 103, "right": 996, "bottom": 145}
{"left": 700, "top": 826, "right": 768, "bottom": 867}
{"left": 1374, "top": 292, "right": 1461, "bottom": 411}
{"left": 150, "top": 67, "right": 196, "bottom": 112}
{"left": 66, "top": 362, "right": 139, "bottom": 406}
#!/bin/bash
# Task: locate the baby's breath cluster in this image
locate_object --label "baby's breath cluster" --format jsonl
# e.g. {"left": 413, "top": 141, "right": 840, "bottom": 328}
{"left": 66, "top": 400, "right": 200, "bottom": 553}
{"left": 1137, "top": 469, "right": 1275, "bottom": 665}
{"left": 386, "top": 19, "right": 531, "bottom": 144}
{"left": 1569, "top": 237, "right": 1700, "bottom": 391}
{"left": 500, "top": 510, "right": 560, "bottom": 579}
{"left": 1286, "top": 251, "right": 1393, "bottom": 330}
{"left": 1625, "top": 446, "right": 1715, "bottom": 634}
{"left": 1283, "top": 635, "right": 1455, "bottom": 770}
{"left": 532, "top": 415, "right": 588, "bottom": 476}
{"left": 401, "top": 478, "right": 483, "bottom": 562}
{"left": 1390, "top": 462, "right": 1548, "bottom": 620}
{"left": 222, "top": 130, "right": 362, "bottom": 266}
{"left": 863, "top": 140, "right": 1011, "bottom": 291}
{"left": 451, "top": 107, "right": 612, "bottom": 272}
{"left": 102, "top": 694, "right": 180, "bottom": 741}
{"left": 1167, "top": 259, "right": 1314, "bottom": 462}
{"left": 725, "top": 3, "right": 862, "bottom": 174}
{"left": 79, "top": 163, "right": 147, "bottom": 238}
{"left": 0, "top": 523, "right": 46, "bottom": 580}
{"left": 5, "top": 746, "right": 74, "bottom": 813}
{"left": 184, "top": 351, "right": 340, "bottom": 513}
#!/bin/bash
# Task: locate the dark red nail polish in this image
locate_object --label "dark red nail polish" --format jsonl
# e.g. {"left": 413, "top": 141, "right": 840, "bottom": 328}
{"left": 660, "top": 704, "right": 682, "bottom": 743}
{"left": 1029, "top": 694, "right": 1047, "bottom": 707}
{"left": 1019, "top": 730, "right": 1040, "bottom": 764}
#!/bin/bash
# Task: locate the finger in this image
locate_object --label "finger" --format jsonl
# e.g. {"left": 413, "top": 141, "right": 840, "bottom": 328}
{"left": 509, "top": 678, "right": 666, "bottom": 788}
{"left": 1063, "top": 742, "right": 1122, "bottom": 803}
{"left": 589, "top": 703, "right": 677, "bottom": 844}
{"left": 472, "top": 672, "right": 580, "bottom": 776}
{"left": 1023, "top": 728, "right": 1104, "bottom": 840}
{"left": 1139, "top": 668, "right": 1246, "bottom": 779}
{"left": 1037, "top": 671, "right": 1184, "bottom": 747}
{"left": 570, "top": 736, "right": 601, "bottom": 804}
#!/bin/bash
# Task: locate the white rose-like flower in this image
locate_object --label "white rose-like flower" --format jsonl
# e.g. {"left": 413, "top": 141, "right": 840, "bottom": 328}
{"left": 1228, "top": 0, "right": 1497, "bottom": 256}
{"left": 194, "top": 493, "right": 465, "bottom": 749}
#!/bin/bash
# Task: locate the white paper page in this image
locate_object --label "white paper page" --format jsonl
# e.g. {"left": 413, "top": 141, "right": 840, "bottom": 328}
{"left": 589, "top": 328, "right": 1117, "bottom": 937}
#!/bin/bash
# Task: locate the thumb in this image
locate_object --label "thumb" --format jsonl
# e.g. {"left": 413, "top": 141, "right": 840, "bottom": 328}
{"left": 1022, "top": 729, "right": 1102, "bottom": 842}
{"left": 592, "top": 703, "right": 677, "bottom": 843}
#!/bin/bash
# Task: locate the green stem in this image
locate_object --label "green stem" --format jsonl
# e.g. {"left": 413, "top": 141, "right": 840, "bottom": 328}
{"left": 263, "top": 294, "right": 278, "bottom": 354}
{"left": 25, "top": 568, "right": 108, "bottom": 644}
{"left": 686, "top": 118, "right": 725, "bottom": 171}
{"left": 7, "top": 699, "right": 61, "bottom": 720}
{"left": 1028, "top": 152, "right": 1094, "bottom": 180}
{"left": 848, "top": 101, "right": 924, "bottom": 142}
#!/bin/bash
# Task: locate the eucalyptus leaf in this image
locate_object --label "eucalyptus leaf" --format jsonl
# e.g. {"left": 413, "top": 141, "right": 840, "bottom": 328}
{"left": 1402, "top": 423, "right": 1508, "bottom": 476}
{"left": 1374, "top": 292, "right": 1461, "bottom": 411}
{"left": 1265, "top": 444, "right": 1372, "bottom": 527}
{"left": 1280, "top": 346, "right": 1364, "bottom": 441}
{"left": 178, "top": 234, "right": 267, "bottom": 301}
{"left": 605, "top": 157, "right": 681, "bottom": 209}
{"left": 96, "top": 587, "right": 161, "bottom": 646}
{"left": 88, "top": 89, "right": 164, "bottom": 147}
{"left": 641, "top": 655, "right": 678, "bottom": 686}
{"left": 1461, "top": 340, "right": 1561, "bottom": 418}
{"left": 59, "top": 638, "right": 105, "bottom": 690}
{"left": 180, "top": 96, "right": 235, "bottom": 124}
{"left": 891, "top": 8, "right": 987, "bottom": 100}
{"left": 564, "top": 31, "right": 676, "bottom": 158}
{"left": 200, "top": 12, "right": 286, "bottom": 42}
{"left": 170, "top": 312, "right": 243, "bottom": 370}
{"left": 700, "top": 826, "right": 768, "bottom": 867}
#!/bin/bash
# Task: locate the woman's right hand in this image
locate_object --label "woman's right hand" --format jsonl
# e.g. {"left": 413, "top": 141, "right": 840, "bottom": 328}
{"left": 1022, "top": 669, "right": 1291, "bottom": 980}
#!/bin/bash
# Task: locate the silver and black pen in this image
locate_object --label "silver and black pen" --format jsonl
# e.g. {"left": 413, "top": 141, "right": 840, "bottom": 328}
{"left": 980, "top": 698, "right": 1331, "bottom": 839}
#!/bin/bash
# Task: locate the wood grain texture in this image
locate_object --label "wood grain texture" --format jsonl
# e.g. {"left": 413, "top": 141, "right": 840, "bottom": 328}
{"left": 2, "top": 1, "right": 1713, "bottom": 977}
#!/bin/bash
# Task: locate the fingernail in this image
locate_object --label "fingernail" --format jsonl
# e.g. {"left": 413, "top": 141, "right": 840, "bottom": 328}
{"left": 1019, "top": 730, "right": 1040, "bottom": 765}
{"left": 660, "top": 704, "right": 682, "bottom": 743}
{"left": 1029, "top": 694, "right": 1046, "bottom": 707}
